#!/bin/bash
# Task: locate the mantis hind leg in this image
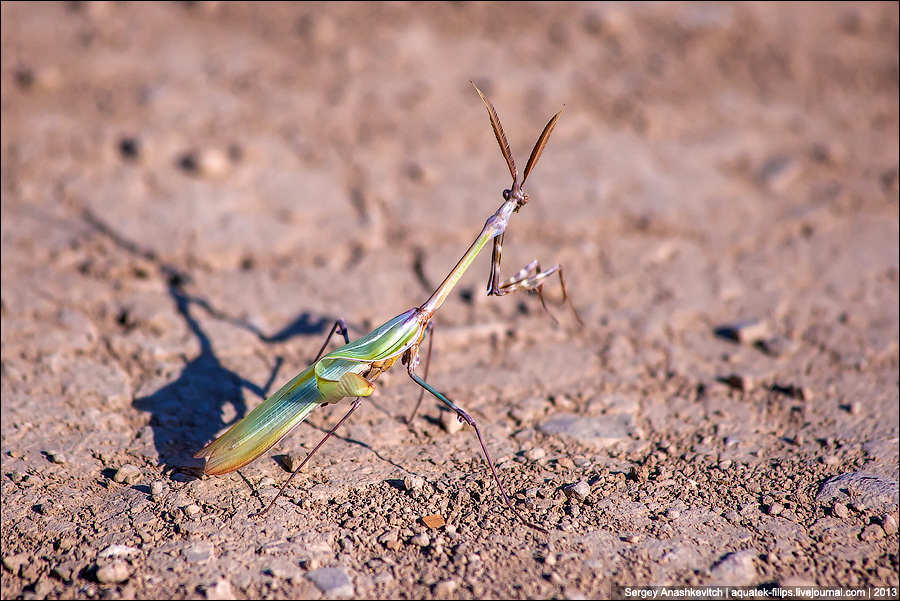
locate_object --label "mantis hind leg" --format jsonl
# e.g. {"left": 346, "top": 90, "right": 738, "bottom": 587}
{"left": 313, "top": 319, "right": 352, "bottom": 362}
{"left": 254, "top": 398, "right": 362, "bottom": 518}
{"left": 253, "top": 319, "right": 358, "bottom": 516}
{"left": 406, "top": 359, "right": 548, "bottom": 534}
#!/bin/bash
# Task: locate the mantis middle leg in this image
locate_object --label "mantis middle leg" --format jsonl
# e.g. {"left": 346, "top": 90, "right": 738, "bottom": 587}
{"left": 253, "top": 318, "right": 356, "bottom": 517}
{"left": 406, "top": 352, "right": 548, "bottom": 534}
{"left": 255, "top": 398, "right": 362, "bottom": 517}
{"left": 406, "top": 320, "right": 434, "bottom": 424}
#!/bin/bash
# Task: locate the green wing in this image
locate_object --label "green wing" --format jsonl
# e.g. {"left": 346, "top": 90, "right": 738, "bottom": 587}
{"left": 195, "top": 308, "right": 424, "bottom": 476}
{"left": 195, "top": 365, "right": 324, "bottom": 475}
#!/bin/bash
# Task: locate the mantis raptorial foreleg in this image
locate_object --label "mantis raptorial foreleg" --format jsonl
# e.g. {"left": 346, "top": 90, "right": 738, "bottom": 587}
{"left": 406, "top": 353, "right": 549, "bottom": 534}
{"left": 406, "top": 320, "right": 434, "bottom": 424}
{"left": 487, "top": 234, "right": 583, "bottom": 326}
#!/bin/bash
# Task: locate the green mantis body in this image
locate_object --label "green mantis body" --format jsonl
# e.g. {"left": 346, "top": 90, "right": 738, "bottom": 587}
{"left": 196, "top": 84, "right": 580, "bottom": 533}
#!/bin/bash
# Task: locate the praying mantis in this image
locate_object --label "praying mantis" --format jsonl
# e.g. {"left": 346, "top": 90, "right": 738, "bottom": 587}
{"left": 195, "top": 83, "right": 581, "bottom": 534}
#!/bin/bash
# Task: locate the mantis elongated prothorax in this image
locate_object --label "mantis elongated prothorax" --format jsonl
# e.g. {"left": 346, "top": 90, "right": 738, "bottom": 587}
{"left": 195, "top": 82, "right": 581, "bottom": 535}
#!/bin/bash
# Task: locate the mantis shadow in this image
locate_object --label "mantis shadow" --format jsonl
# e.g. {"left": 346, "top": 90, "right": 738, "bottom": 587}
{"left": 82, "top": 211, "right": 329, "bottom": 474}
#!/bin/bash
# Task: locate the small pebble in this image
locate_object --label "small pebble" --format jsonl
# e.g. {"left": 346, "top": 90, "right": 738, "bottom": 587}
{"left": 433, "top": 579, "right": 458, "bottom": 596}
{"left": 860, "top": 524, "right": 885, "bottom": 541}
{"left": 202, "top": 579, "right": 235, "bottom": 600}
{"left": 718, "top": 460, "right": 733, "bottom": 470}
{"left": 118, "top": 137, "right": 141, "bottom": 160}
{"left": 3, "top": 553, "right": 28, "bottom": 574}
{"left": 306, "top": 567, "right": 354, "bottom": 598}
{"left": 757, "top": 336, "right": 794, "bottom": 357}
{"left": 95, "top": 560, "right": 130, "bottom": 583}
{"left": 557, "top": 457, "right": 575, "bottom": 470}
{"left": 881, "top": 514, "right": 898, "bottom": 535}
{"left": 665, "top": 508, "right": 681, "bottom": 519}
{"left": 283, "top": 453, "right": 304, "bottom": 472}
{"left": 46, "top": 450, "right": 67, "bottom": 465}
{"left": 150, "top": 481, "right": 164, "bottom": 496}
{"left": 758, "top": 154, "right": 801, "bottom": 191}
{"left": 422, "top": 514, "right": 445, "bottom": 529}
{"left": 411, "top": 532, "right": 430, "bottom": 547}
{"left": 113, "top": 464, "right": 141, "bottom": 484}
{"left": 403, "top": 475, "right": 425, "bottom": 492}
{"left": 525, "top": 447, "right": 547, "bottom": 461}
{"left": 832, "top": 502, "right": 849, "bottom": 519}
{"left": 184, "top": 504, "right": 201, "bottom": 517}
{"left": 99, "top": 545, "right": 140, "bottom": 559}
{"left": 185, "top": 542, "right": 214, "bottom": 563}
{"left": 378, "top": 529, "right": 400, "bottom": 550}
{"left": 259, "top": 476, "right": 275, "bottom": 487}
{"left": 178, "top": 148, "right": 232, "bottom": 178}
{"left": 766, "top": 502, "right": 784, "bottom": 516}
{"left": 440, "top": 410, "right": 464, "bottom": 434}
{"left": 714, "top": 320, "right": 770, "bottom": 344}
{"left": 721, "top": 373, "right": 753, "bottom": 391}
{"left": 562, "top": 480, "right": 591, "bottom": 501}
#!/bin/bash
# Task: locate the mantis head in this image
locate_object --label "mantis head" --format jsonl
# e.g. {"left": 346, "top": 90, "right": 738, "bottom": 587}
{"left": 472, "top": 82, "right": 561, "bottom": 213}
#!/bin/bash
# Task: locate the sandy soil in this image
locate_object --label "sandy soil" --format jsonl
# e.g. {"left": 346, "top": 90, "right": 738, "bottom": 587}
{"left": 1, "top": 2, "right": 898, "bottom": 599}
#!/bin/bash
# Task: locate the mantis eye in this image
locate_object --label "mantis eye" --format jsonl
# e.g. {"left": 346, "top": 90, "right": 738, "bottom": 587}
{"left": 503, "top": 189, "right": 511, "bottom": 200}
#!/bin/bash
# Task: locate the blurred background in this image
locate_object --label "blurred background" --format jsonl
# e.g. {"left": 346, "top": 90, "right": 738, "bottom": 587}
{"left": 2, "top": 2, "right": 898, "bottom": 599}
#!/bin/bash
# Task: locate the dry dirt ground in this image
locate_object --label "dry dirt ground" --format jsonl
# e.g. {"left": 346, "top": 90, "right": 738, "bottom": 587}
{"left": 2, "top": 2, "right": 898, "bottom": 599}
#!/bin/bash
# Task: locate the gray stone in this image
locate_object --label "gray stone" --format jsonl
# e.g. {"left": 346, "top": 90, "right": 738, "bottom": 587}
{"left": 98, "top": 545, "right": 140, "bottom": 559}
{"left": 185, "top": 542, "right": 214, "bottom": 563}
{"left": 882, "top": 514, "right": 898, "bottom": 535}
{"left": 306, "top": 567, "right": 354, "bottom": 598}
{"left": 202, "top": 580, "right": 235, "bottom": 600}
{"left": 509, "top": 397, "right": 549, "bottom": 424}
{"left": 410, "top": 532, "right": 430, "bottom": 547}
{"left": 860, "top": 524, "right": 885, "bottom": 541}
{"left": 816, "top": 472, "right": 899, "bottom": 512}
{"left": 403, "top": 475, "right": 425, "bottom": 492}
{"left": 433, "top": 579, "right": 458, "bottom": 596}
{"left": 709, "top": 550, "right": 757, "bottom": 585}
{"left": 715, "top": 320, "right": 770, "bottom": 344}
{"left": 440, "top": 410, "right": 464, "bottom": 434}
{"left": 46, "top": 450, "right": 67, "bottom": 465}
{"left": 95, "top": 560, "right": 130, "bottom": 583}
{"left": 113, "top": 464, "right": 141, "bottom": 485}
{"left": 538, "top": 413, "right": 634, "bottom": 449}
{"left": 3, "top": 552, "right": 29, "bottom": 574}
{"left": 562, "top": 480, "right": 591, "bottom": 501}
{"left": 766, "top": 502, "right": 784, "bottom": 516}
{"left": 524, "top": 447, "right": 547, "bottom": 461}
